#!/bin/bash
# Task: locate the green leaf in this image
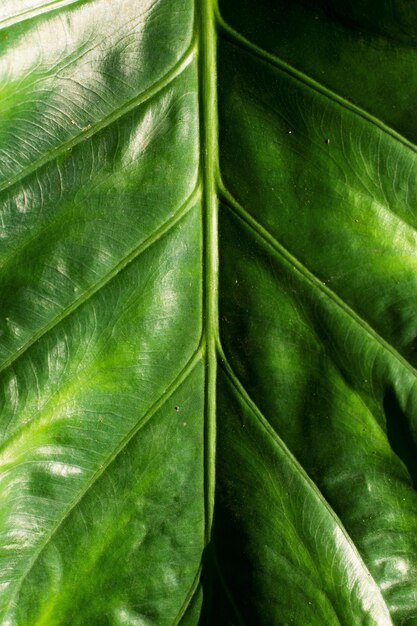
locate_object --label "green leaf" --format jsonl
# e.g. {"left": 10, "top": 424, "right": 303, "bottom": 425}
{"left": 0, "top": 0, "right": 416, "bottom": 624}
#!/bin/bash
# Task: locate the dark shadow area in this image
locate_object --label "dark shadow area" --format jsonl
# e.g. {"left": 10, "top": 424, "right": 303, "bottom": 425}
{"left": 384, "top": 388, "right": 417, "bottom": 488}
{"left": 198, "top": 524, "right": 247, "bottom": 626}
{"left": 402, "top": 336, "right": 417, "bottom": 370}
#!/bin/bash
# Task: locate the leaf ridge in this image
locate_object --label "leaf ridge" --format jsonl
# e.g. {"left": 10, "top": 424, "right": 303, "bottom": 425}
{"left": 2, "top": 347, "right": 203, "bottom": 620}
{"left": 0, "top": 183, "right": 201, "bottom": 377}
{"left": 198, "top": 0, "right": 219, "bottom": 544}
{"left": 215, "top": 11, "right": 417, "bottom": 155}
{"left": 0, "top": 39, "right": 197, "bottom": 196}
{"left": 218, "top": 182, "right": 417, "bottom": 385}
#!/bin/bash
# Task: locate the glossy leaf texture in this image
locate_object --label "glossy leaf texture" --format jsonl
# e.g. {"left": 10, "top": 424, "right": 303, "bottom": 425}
{"left": 0, "top": 0, "right": 417, "bottom": 624}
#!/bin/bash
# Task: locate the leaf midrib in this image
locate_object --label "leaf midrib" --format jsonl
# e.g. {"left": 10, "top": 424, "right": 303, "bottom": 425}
{"left": 199, "top": 0, "right": 218, "bottom": 543}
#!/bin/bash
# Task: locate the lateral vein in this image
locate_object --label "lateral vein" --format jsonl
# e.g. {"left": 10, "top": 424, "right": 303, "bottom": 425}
{"left": 0, "top": 40, "right": 197, "bottom": 196}
{"left": 218, "top": 182, "right": 417, "bottom": 385}
{"left": 216, "top": 12, "right": 417, "bottom": 155}
{"left": 217, "top": 339, "right": 391, "bottom": 617}
{"left": 0, "top": 183, "right": 201, "bottom": 376}
{"left": 3, "top": 347, "right": 203, "bottom": 619}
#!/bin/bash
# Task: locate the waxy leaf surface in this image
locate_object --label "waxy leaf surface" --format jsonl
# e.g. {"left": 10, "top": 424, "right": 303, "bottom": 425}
{"left": 0, "top": 1, "right": 416, "bottom": 624}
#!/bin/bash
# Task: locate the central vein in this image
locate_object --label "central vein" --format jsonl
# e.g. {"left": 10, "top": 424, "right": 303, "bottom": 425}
{"left": 199, "top": 0, "right": 218, "bottom": 542}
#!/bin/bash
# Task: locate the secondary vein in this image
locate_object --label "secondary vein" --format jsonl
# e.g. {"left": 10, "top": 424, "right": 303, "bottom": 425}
{"left": 218, "top": 182, "right": 417, "bottom": 386}
{"left": 216, "top": 12, "right": 417, "bottom": 156}
{"left": 0, "top": 183, "right": 201, "bottom": 377}
{"left": 2, "top": 347, "right": 204, "bottom": 620}
{"left": 0, "top": 40, "right": 197, "bottom": 197}
{"left": 217, "top": 338, "right": 391, "bottom": 616}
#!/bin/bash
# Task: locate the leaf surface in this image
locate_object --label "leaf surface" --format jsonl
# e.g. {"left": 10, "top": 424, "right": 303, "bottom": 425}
{"left": 1, "top": 0, "right": 417, "bottom": 624}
